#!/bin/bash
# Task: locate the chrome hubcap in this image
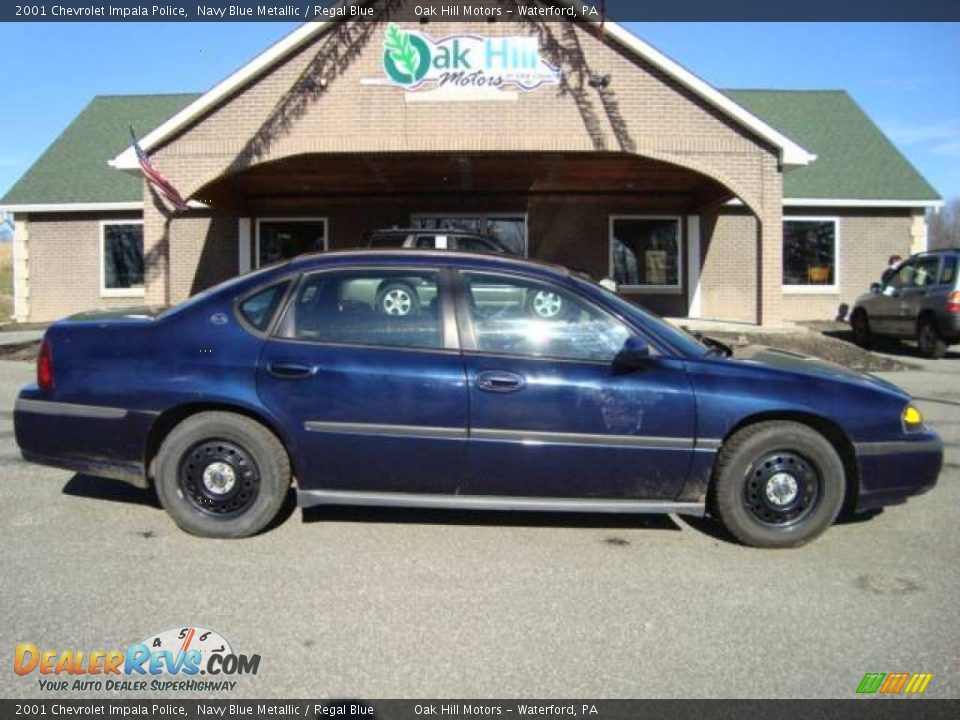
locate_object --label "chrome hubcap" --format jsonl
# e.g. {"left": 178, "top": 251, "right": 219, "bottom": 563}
{"left": 383, "top": 289, "right": 412, "bottom": 316}
{"left": 533, "top": 291, "right": 562, "bottom": 318}
{"left": 202, "top": 461, "right": 237, "bottom": 495}
{"left": 765, "top": 472, "right": 799, "bottom": 506}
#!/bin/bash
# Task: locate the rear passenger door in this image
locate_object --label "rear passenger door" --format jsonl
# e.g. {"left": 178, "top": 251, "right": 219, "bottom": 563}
{"left": 256, "top": 267, "right": 468, "bottom": 495}
{"left": 897, "top": 256, "right": 941, "bottom": 336}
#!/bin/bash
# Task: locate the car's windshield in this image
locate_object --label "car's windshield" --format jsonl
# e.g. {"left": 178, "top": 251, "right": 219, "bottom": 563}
{"left": 570, "top": 275, "right": 710, "bottom": 357}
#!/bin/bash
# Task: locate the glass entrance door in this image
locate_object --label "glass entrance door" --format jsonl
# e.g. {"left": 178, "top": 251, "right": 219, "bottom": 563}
{"left": 256, "top": 218, "right": 328, "bottom": 267}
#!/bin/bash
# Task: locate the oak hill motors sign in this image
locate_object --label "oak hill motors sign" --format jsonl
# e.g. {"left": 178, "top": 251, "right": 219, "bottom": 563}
{"left": 378, "top": 23, "right": 561, "bottom": 93}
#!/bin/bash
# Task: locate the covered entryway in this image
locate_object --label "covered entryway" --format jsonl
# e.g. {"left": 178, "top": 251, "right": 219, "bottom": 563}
{"left": 190, "top": 150, "right": 744, "bottom": 318}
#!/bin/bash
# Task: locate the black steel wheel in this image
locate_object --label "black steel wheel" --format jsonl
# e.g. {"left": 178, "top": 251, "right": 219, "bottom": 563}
{"left": 155, "top": 412, "right": 291, "bottom": 538}
{"left": 178, "top": 440, "right": 261, "bottom": 517}
{"left": 742, "top": 451, "right": 821, "bottom": 527}
{"left": 711, "top": 421, "right": 845, "bottom": 548}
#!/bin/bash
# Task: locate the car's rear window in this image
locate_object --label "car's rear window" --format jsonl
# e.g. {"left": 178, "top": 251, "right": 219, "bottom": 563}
{"left": 239, "top": 282, "right": 289, "bottom": 332}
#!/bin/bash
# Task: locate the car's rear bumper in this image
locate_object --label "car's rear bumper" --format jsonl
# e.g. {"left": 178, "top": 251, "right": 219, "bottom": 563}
{"left": 854, "top": 435, "right": 943, "bottom": 511}
{"left": 14, "top": 393, "right": 152, "bottom": 488}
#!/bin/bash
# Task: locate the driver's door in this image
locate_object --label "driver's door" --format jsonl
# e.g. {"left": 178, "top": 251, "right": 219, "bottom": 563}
{"left": 454, "top": 271, "right": 696, "bottom": 500}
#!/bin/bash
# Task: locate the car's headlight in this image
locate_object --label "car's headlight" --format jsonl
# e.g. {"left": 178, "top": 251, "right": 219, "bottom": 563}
{"left": 902, "top": 404, "right": 924, "bottom": 433}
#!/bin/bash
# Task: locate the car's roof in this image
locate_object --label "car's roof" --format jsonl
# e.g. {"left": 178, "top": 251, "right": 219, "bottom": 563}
{"left": 286, "top": 248, "right": 572, "bottom": 278}
{"left": 916, "top": 247, "right": 959, "bottom": 256}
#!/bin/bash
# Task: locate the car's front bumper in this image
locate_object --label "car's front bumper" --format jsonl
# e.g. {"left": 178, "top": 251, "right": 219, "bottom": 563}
{"left": 854, "top": 434, "right": 943, "bottom": 511}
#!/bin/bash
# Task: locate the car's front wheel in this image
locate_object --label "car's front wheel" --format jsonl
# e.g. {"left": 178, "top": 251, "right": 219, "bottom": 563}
{"left": 851, "top": 309, "right": 872, "bottom": 349}
{"left": 154, "top": 412, "right": 291, "bottom": 538}
{"left": 711, "top": 421, "right": 845, "bottom": 548}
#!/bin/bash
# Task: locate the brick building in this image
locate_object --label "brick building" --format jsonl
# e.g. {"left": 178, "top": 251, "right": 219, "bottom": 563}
{"left": 0, "top": 8, "right": 942, "bottom": 324}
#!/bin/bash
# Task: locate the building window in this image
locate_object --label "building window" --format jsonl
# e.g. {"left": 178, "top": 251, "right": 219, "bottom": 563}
{"left": 101, "top": 221, "right": 144, "bottom": 297}
{"left": 256, "top": 218, "right": 327, "bottom": 268}
{"left": 783, "top": 218, "right": 839, "bottom": 291}
{"left": 411, "top": 214, "right": 528, "bottom": 256}
{"left": 609, "top": 216, "right": 681, "bottom": 291}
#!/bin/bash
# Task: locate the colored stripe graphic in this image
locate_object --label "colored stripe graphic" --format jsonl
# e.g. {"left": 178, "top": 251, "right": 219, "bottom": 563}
{"left": 858, "top": 672, "right": 933, "bottom": 694}
{"left": 880, "top": 672, "right": 910, "bottom": 693}
{"left": 904, "top": 673, "right": 933, "bottom": 694}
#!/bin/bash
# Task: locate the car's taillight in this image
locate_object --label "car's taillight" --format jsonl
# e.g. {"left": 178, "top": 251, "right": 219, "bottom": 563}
{"left": 947, "top": 291, "right": 960, "bottom": 314}
{"left": 37, "top": 337, "right": 54, "bottom": 392}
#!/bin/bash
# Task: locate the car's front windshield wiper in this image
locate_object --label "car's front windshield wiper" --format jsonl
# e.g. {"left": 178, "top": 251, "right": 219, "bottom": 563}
{"left": 686, "top": 329, "right": 733, "bottom": 358}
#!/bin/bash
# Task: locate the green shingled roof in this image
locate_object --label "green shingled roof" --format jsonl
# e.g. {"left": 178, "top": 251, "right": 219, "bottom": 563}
{"left": 0, "top": 94, "right": 199, "bottom": 205}
{"left": 1, "top": 89, "right": 940, "bottom": 206}
{"left": 727, "top": 89, "right": 940, "bottom": 201}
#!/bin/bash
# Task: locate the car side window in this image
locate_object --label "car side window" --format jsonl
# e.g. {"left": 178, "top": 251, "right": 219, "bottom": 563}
{"left": 911, "top": 257, "right": 940, "bottom": 288}
{"left": 457, "top": 237, "right": 497, "bottom": 253}
{"left": 283, "top": 270, "right": 445, "bottom": 350}
{"left": 238, "top": 282, "right": 289, "bottom": 332}
{"left": 940, "top": 256, "right": 957, "bottom": 286}
{"left": 414, "top": 235, "right": 436, "bottom": 249}
{"left": 886, "top": 261, "right": 917, "bottom": 290}
{"left": 459, "top": 272, "right": 631, "bottom": 363}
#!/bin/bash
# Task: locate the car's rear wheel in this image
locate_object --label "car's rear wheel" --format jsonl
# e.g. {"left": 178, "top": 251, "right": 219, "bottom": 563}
{"left": 154, "top": 412, "right": 291, "bottom": 538}
{"left": 376, "top": 282, "right": 419, "bottom": 316}
{"left": 711, "top": 421, "right": 845, "bottom": 548}
{"left": 917, "top": 317, "right": 947, "bottom": 359}
{"left": 851, "top": 309, "right": 872, "bottom": 349}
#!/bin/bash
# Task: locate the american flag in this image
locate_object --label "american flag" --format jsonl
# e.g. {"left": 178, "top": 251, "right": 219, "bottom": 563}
{"left": 129, "top": 127, "right": 189, "bottom": 212}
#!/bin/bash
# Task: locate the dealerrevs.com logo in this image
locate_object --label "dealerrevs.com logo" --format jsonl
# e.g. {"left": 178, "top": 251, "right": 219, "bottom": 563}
{"left": 14, "top": 626, "right": 260, "bottom": 693}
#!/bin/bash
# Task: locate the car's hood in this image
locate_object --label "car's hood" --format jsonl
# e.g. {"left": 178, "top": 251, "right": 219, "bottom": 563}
{"left": 732, "top": 344, "right": 905, "bottom": 395}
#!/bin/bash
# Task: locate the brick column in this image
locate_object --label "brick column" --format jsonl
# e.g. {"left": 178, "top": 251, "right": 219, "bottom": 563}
{"left": 142, "top": 182, "right": 170, "bottom": 308}
{"left": 756, "top": 158, "right": 784, "bottom": 326}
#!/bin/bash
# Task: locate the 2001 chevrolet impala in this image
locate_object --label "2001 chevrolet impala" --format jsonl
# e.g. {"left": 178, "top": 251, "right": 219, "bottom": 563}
{"left": 14, "top": 250, "right": 943, "bottom": 547}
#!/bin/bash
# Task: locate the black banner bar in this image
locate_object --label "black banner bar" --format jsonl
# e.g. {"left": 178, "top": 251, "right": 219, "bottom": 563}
{"left": 2, "top": 0, "right": 960, "bottom": 23}
{"left": 2, "top": 700, "right": 960, "bottom": 720}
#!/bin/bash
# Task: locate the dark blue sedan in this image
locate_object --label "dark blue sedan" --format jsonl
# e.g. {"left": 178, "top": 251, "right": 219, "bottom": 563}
{"left": 14, "top": 250, "right": 943, "bottom": 547}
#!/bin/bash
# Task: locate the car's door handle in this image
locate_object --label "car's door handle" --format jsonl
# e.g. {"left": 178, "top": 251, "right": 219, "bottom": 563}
{"left": 476, "top": 371, "right": 525, "bottom": 393}
{"left": 267, "top": 362, "right": 315, "bottom": 379}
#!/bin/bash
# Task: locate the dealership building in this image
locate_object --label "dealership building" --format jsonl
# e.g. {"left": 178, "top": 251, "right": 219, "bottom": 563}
{"left": 0, "top": 6, "right": 942, "bottom": 325}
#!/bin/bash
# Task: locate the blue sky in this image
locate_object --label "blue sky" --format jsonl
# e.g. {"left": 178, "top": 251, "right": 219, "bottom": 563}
{"left": 0, "top": 21, "right": 957, "bottom": 211}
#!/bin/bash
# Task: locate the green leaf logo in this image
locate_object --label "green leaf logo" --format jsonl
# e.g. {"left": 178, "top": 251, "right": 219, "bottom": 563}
{"left": 383, "top": 23, "right": 430, "bottom": 85}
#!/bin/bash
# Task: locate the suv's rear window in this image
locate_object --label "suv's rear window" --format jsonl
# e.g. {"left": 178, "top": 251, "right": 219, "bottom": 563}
{"left": 940, "top": 256, "right": 957, "bottom": 286}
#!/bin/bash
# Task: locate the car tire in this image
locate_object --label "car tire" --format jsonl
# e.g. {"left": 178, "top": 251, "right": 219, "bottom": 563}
{"left": 376, "top": 282, "right": 420, "bottom": 316}
{"left": 711, "top": 421, "right": 845, "bottom": 548}
{"left": 154, "top": 412, "right": 291, "bottom": 538}
{"left": 917, "top": 317, "right": 947, "bottom": 359}
{"left": 527, "top": 289, "right": 564, "bottom": 319}
{"left": 851, "top": 309, "right": 872, "bottom": 349}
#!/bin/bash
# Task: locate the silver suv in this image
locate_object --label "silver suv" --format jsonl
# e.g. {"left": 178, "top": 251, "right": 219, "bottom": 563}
{"left": 850, "top": 248, "right": 960, "bottom": 358}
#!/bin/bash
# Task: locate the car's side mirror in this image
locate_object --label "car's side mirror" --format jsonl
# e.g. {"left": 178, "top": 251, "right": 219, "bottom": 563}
{"left": 614, "top": 335, "right": 651, "bottom": 369}
{"left": 870, "top": 282, "right": 882, "bottom": 294}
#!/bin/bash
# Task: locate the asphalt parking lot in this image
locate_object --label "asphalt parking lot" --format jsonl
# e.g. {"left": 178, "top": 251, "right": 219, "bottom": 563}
{"left": 0, "top": 350, "right": 957, "bottom": 700}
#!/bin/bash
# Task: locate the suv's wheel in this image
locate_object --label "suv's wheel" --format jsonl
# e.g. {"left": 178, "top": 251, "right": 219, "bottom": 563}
{"left": 376, "top": 282, "right": 419, "bottom": 316}
{"left": 917, "top": 317, "right": 947, "bottom": 359}
{"left": 851, "top": 309, "right": 872, "bottom": 349}
{"left": 154, "top": 412, "right": 291, "bottom": 538}
{"left": 711, "top": 421, "right": 845, "bottom": 548}
{"left": 527, "top": 289, "right": 564, "bottom": 319}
